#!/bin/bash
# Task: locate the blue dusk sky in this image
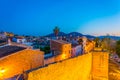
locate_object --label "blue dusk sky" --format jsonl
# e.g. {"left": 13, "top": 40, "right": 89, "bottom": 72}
{"left": 0, "top": 0, "right": 120, "bottom": 36}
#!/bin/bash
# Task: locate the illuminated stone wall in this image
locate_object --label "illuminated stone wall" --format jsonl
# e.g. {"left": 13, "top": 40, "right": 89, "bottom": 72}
{"left": 92, "top": 52, "right": 108, "bottom": 80}
{"left": 0, "top": 49, "right": 44, "bottom": 79}
{"left": 28, "top": 53, "right": 92, "bottom": 80}
{"left": 50, "top": 40, "right": 71, "bottom": 61}
{"left": 28, "top": 51, "right": 108, "bottom": 80}
{"left": 44, "top": 57, "right": 55, "bottom": 65}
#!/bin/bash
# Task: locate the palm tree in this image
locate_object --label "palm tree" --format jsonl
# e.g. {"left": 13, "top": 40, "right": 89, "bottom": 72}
{"left": 53, "top": 26, "right": 60, "bottom": 38}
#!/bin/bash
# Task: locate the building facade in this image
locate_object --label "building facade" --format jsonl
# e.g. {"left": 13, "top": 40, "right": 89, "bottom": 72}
{"left": 72, "top": 45, "right": 82, "bottom": 57}
{"left": 50, "top": 40, "right": 71, "bottom": 61}
{"left": 12, "top": 36, "right": 27, "bottom": 44}
{"left": 0, "top": 46, "right": 44, "bottom": 79}
{"left": 85, "top": 41, "right": 95, "bottom": 53}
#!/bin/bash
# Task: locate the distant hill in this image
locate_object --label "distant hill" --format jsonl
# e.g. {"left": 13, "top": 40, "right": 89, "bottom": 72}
{"left": 45, "top": 32, "right": 120, "bottom": 40}
{"left": 46, "top": 32, "right": 66, "bottom": 37}
{"left": 67, "top": 32, "right": 83, "bottom": 37}
{"left": 98, "top": 36, "right": 120, "bottom": 40}
{"left": 46, "top": 32, "right": 96, "bottom": 39}
{"left": 84, "top": 35, "right": 96, "bottom": 39}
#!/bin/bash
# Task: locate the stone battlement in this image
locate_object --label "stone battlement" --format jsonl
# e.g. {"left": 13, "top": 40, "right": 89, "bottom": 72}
{"left": 28, "top": 51, "right": 108, "bottom": 80}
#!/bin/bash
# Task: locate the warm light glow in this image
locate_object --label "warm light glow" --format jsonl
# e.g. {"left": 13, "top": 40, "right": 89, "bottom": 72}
{"left": 61, "top": 53, "right": 66, "bottom": 59}
{"left": 0, "top": 49, "right": 44, "bottom": 79}
{"left": 28, "top": 53, "right": 92, "bottom": 80}
{"left": 0, "top": 68, "right": 5, "bottom": 73}
{"left": 28, "top": 49, "right": 109, "bottom": 80}
{"left": 0, "top": 68, "right": 5, "bottom": 78}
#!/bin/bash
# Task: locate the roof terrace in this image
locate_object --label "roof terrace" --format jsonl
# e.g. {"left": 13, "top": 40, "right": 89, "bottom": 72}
{"left": 0, "top": 46, "right": 26, "bottom": 58}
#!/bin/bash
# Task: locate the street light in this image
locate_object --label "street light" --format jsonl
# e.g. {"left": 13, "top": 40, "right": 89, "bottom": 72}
{"left": 0, "top": 68, "right": 5, "bottom": 73}
{"left": 0, "top": 68, "right": 5, "bottom": 77}
{"left": 61, "top": 53, "right": 66, "bottom": 60}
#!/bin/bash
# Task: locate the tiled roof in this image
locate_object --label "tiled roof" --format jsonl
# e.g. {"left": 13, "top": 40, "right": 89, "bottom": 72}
{"left": 0, "top": 40, "right": 7, "bottom": 46}
{"left": 0, "top": 46, "right": 26, "bottom": 58}
{"left": 52, "top": 40, "right": 70, "bottom": 44}
{"left": 16, "top": 36, "right": 25, "bottom": 39}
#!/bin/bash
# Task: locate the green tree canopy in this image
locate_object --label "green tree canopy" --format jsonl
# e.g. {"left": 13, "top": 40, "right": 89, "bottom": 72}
{"left": 94, "top": 37, "right": 100, "bottom": 47}
{"left": 116, "top": 40, "right": 120, "bottom": 57}
{"left": 40, "top": 46, "right": 50, "bottom": 54}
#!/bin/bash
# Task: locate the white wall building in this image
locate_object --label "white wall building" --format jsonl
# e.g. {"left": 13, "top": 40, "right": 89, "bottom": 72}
{"left": 72, "top": 45, "right": 82, "bottom": 57}
{"left": 16, "top": 37, "right": 27, "bottom": 44}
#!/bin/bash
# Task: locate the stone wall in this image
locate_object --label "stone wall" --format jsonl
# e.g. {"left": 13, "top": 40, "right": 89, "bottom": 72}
{"left": 28, "top": 53, "right": 92, "bottom": 80}
{"left": 92, "top": 52, "right": 108, "bottom": 80}
{"left": 44, "top": 57, "right": 55, "bottom": 65}
{"left": 28, "top": 51, "right": 108, "bottom": 80}
{"left": 0, "top": 49, "right": 44, "bottom": 79}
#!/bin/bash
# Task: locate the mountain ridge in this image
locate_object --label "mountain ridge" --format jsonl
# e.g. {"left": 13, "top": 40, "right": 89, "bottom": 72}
{"left": 45, "top": 32, "right": 95, "bottom": 39}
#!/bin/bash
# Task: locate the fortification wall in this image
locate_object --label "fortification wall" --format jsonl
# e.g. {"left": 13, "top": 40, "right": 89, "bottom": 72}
{"left": 28, "top": 51, "right": 108, "bottom": 80}
{"left": 28, "top": 53, "right": 92, "bottom": 80}
{"left": 0, "top": 49, "right": 44, "bottom": 79}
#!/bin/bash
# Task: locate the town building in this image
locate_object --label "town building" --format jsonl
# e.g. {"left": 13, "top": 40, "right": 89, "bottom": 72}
{"left": 71, "top": 44, "right": 83, "bottom": 57}
{"left": 84, "top": 40, "right": 95, "bottom": 53}
{"left": 0, "top": 40, "right": 7, "bottom": 47}
{"left": 0, "top": 31, "right": 14, "bottom": 39}
{"left": 71, "top": 36, "right": 95, "bottom": 55}
{"left": 0, "top": 45, "right": 44, "bottom": 79}
{"left": 4, "top": 32, "right": 14, "bottom": 37}
{"left": 82, "top": 36, "right": 87, "bottom": 53}
{"left": 0, "top": 32, "right": 7, "bottom": 39}
{"left": 50, "top": 40, "right": 71, "bottom": 61}
{"left": 12, "top": 36, "right": 27, "bottom": 44}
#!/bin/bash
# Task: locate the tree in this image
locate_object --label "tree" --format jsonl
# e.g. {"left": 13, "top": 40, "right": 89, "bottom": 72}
{"left": 53, "top": 26, "right": 60, "bottom": 37}
{"left": 40, "top": 46, "right": 50, "bottom": 54}
{"left": 94, "top": 37, "right": 100, "bottom": 47}
{"left": 109, "top": 39, "right": 116, "bottom": 52}
{"left": 116, "top": 40, "right": 120, "bottom": 57}
{"left": 101, "top": 36, "right": 116, "bottom": 52}
{"left": 101, "top": 37, "right": 110, "bottom": 51}
{"left": 14, "top": 34, "right": 18, "bottom": 37}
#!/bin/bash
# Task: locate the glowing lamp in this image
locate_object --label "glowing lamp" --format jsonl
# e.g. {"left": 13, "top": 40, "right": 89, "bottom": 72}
{"left": 0, "top": 68, "right": 5, "bottom": 73}
{"left": 62, "top": 53, "right": 66, "bottom": 59}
